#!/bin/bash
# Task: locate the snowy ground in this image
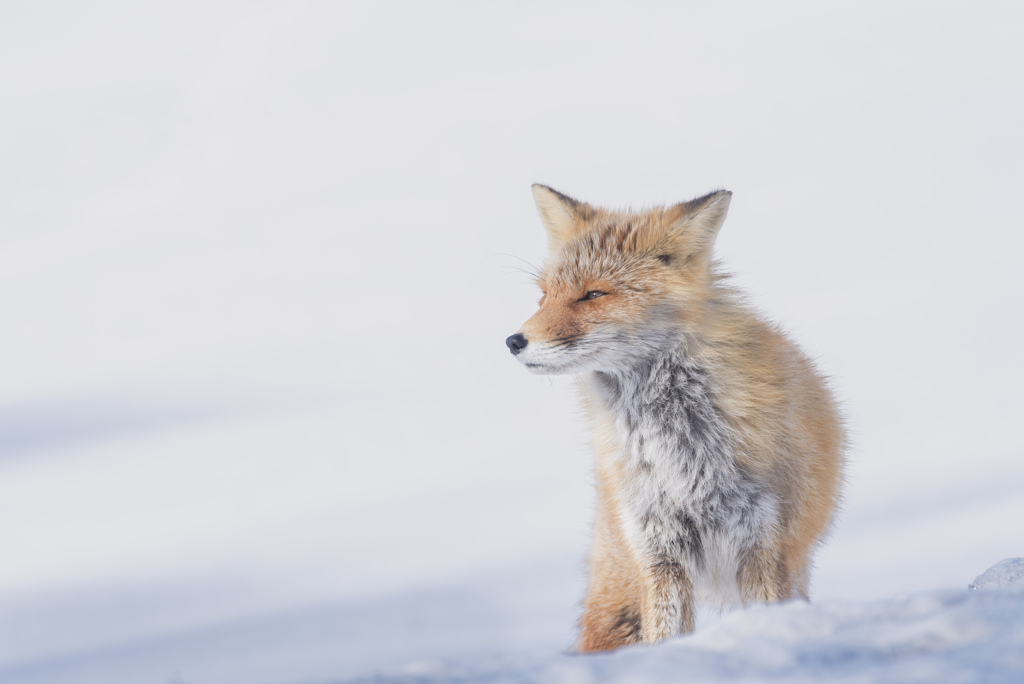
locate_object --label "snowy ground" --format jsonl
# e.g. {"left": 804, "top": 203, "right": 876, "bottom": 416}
{"left": 1, "top": 2, "right": 1023, "bottom": 683}
{"left": 347, "top": 561, "right": 1024, "bottom": 684}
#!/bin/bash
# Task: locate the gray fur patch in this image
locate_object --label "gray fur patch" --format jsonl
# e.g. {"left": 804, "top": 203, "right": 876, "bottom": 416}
{"left": 591, "top": 341, "right": 777, "bottom": 597}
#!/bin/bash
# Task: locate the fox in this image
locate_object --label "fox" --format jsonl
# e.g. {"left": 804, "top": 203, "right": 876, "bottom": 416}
{"left": 505, "top": 185, "right": 845, "bottom": 652}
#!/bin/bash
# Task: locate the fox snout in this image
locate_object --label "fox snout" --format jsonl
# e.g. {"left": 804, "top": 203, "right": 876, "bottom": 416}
{"left": 505, "top": 333, "right": 528, "bottom": 355}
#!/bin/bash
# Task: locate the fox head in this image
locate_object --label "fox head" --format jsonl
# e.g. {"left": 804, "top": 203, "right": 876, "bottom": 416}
{"left": 506, "top": 184, "right": 732, "bottom": 375}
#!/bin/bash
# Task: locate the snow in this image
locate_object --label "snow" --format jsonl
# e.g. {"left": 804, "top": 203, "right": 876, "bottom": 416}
{"left": 969, "top": 558, "right": 1024, "bottom": 592}
{"left": 345, "top": 560, "right": 1024, "bottom": 684}
{"left": 1, "top": 1, "right": 1023, "bottom": 683}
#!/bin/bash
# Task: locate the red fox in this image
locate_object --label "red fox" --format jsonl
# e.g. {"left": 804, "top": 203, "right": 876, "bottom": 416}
{"left": 506, "top": 185, "right": 845, "bottom": 651}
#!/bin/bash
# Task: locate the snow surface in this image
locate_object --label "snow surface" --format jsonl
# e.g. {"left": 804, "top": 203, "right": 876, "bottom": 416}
{"left": 349, "top": 561, "right": 1024, "bottom": 684}
{"left": 969, "top": 558, "right": 1024, "bottom": 592}
{"left": 1, "top": 1, "right": 1023, "bottom": 683}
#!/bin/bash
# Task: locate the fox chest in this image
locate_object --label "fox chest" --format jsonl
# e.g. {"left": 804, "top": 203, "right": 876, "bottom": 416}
{"left": 588, "top": 361, "right": 774, "bottom": 573}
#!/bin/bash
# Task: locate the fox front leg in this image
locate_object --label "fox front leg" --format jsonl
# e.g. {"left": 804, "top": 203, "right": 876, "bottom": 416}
{"left": 738, "top": 542, "right": 794, "bottom": 603}
{"left": 640, "top": 560, "right": 695, "bottom": 642}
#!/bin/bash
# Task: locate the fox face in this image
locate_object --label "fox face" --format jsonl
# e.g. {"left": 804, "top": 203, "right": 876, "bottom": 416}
{"left": 507, "top": 185, "right": 732, "bottom": 375}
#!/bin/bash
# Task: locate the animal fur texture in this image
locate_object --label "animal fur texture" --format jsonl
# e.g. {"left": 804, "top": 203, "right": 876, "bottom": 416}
{"left": 506, "top": 185, "right": 845, "bottom": 651}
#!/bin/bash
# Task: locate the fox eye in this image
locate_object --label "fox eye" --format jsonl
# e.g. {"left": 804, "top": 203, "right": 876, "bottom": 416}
{"left": 580, "top": 290, "right": 607, "bottom": 301}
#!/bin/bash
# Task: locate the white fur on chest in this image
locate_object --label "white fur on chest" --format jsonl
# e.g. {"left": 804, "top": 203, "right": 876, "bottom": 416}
{"left": 608, "top": 409, "right": 747, "bottom": 608}
{"left": 582, "top": 354, "right": 777, "bottom": 608}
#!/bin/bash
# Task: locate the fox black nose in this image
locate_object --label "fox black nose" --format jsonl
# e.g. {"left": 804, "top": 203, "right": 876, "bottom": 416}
{"left": 506, "top": 333, "right": 528, "bottom": 355}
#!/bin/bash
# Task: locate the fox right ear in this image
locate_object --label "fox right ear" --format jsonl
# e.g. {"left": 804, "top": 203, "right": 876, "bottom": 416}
{"left": 532, "top": 184, "right": 590, "bottom": 255}
{"left": 664, "top": 190, "right": 733, "bottom": 271}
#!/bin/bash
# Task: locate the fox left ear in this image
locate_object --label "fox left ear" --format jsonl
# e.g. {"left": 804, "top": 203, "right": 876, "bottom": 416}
{"left": 664, "top": 190, "right": 732, "bottom": 270}
{"left": 532, "top": 184, "right": 592, "bottom": 255}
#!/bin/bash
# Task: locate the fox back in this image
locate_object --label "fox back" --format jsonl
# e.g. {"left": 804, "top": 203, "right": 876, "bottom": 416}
{"left": 507, "top": 185, "right": 844, "bottom": 651}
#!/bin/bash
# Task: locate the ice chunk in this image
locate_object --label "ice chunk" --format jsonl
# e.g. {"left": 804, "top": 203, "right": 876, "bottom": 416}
{"left": 969, "top": 558, "right": 1024, "bottom": 590}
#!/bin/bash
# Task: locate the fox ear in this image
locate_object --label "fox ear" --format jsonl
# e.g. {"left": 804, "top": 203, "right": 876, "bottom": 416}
{"left": 664, "top": 190, "right": 732, "bottom": 270}
{"left": 532, "top": 184, "right": 590, "bottom": 255}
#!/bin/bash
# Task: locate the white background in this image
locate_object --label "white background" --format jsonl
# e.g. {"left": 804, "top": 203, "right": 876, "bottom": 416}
{"left": 1, "top": 2, "right": 1022, "bottom": 682}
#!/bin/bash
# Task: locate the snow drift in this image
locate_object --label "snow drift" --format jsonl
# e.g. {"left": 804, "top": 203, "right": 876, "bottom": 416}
{"left": 349, "top": 560, "right": 1024, "bottom": 684}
